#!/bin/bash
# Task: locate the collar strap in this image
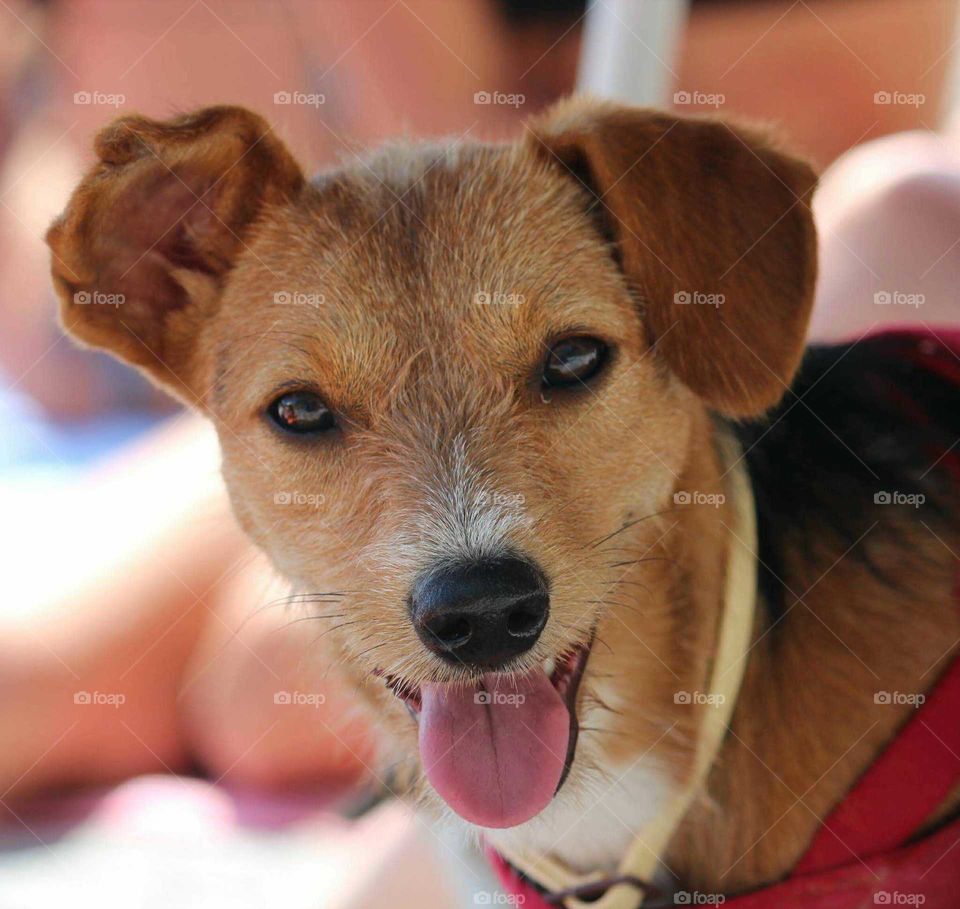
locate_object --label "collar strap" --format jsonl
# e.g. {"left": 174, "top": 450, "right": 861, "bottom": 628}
{"left": 494, "top": 428, "right": 758, "bottom": 909}
{"left": 542, "top": 874, "right": 660, "bottom": 905}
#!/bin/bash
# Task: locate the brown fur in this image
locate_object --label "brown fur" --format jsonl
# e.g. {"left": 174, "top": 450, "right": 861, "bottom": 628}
{"left": 48, "top": 98, "right": 960, "bottom": 895}
{"left": 527, "top": 97, "right": 818, "bottom": 417}
{"left": 48, "top": 106, "right": 303, "bottom": 395}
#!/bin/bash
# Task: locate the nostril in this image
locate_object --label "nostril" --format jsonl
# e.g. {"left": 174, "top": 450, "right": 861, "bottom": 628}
{"left": 506, "top": 597, "right": 548, "bottom": 638}
{"left": 425, "top": 614, "right": 472, "bottom": 649}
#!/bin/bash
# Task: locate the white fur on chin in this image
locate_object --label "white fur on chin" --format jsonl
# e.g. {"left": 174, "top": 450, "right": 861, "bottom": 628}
{"left": 469, "top": 735, "right": 673, "bottom": 875}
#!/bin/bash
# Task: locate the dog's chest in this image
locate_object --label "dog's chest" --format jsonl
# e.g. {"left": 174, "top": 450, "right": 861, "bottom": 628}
{"left": 483, "top": 756, "right": 672, "bottom": 875}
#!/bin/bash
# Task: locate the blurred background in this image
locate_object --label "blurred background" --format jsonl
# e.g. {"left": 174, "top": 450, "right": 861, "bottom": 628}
{"left": 0, "top": 0, "right": 958, "bottom": 906}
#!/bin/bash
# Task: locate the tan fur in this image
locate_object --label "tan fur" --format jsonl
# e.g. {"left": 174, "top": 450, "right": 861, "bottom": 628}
{"left": 48, "top": 98, "right": 960, "bottom": 895}
{"left": 527, "top": 97, "right": 819, "bottom": 417}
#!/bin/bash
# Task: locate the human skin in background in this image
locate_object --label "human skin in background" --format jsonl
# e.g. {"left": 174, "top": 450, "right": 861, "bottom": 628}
{"left": 0, "top": 416, "right": 374, "bottom": 799}
{"left": 810, "top": 129, "right": 960, "bottom": 341}
{"left": 2, "top": 0, "right": 953, "bottom": 416}
{"left": 2, "top": 119, "right": 958, "bottom": 799}
{"left": 1, "top": 0, "right": 958, "bottom": 800}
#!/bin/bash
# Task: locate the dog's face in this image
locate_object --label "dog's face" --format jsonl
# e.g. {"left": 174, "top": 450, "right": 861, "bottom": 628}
{"left": 49, "top": 99, "right": 816, "bottom": 845}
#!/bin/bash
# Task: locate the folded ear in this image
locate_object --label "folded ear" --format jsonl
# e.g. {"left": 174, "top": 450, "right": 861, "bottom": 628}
{"left": 527, "top": 97, "right": 818, "bottom": 417}
{"left": 47, "top": 106, "right": 304, "bottom": 402}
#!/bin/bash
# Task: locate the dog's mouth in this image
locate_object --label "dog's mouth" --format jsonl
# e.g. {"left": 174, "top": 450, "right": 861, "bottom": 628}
{"left": 375, "top": 640, "right": 591, "bottom": 829}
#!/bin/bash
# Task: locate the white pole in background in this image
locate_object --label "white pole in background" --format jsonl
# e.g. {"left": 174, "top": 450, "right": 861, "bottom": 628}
{"left": 942, "top": 1, "right": 960, "bottom": 131}
{"left": 576, "top": 0, "right": 690, "bottom": 108}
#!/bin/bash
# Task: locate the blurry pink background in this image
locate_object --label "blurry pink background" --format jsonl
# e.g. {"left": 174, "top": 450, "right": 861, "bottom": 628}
{"left": 1, "top": 1, "right": 958, "bottom": 906}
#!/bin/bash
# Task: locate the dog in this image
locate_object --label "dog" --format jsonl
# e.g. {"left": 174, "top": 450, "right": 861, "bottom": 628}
{"left": 48, "top": 98, "right": 960, "bottom": 905}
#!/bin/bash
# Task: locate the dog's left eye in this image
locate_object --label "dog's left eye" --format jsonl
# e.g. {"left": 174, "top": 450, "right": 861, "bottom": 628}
{"left": 268, "top": 391, "right": 336, "bottom": 434}
{"left": 542, "top": 337, "right": 608, "bottom": 388}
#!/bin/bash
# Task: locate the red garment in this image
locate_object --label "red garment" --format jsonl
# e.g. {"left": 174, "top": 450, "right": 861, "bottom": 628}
{"left": 491, "top": 659, "right": 960, "bottom": 908}
{"left": 490, "top": 328, "right": 960, "bottom": 909}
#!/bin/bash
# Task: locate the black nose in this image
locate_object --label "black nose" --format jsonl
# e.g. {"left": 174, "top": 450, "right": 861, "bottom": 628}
{"left": 410, "top": 556, "right": 549, "bottom": 668}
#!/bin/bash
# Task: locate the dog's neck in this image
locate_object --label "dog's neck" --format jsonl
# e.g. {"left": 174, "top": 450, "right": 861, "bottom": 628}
{"left": 665, "top": 415, "right": 960, "bottom": 894}
{"left": 485, "top": 410, "right": 742, "bottom": 886}
{"left": 494, "top": 409, "right": 960, "bottom": 896}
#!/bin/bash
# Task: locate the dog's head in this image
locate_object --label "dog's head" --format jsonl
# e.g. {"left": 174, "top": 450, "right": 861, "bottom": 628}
{"left": 49, "top": 98, "right": 815, "bottom": 845}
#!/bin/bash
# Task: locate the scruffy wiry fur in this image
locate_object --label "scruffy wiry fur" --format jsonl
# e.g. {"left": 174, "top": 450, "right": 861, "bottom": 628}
{"left": 48, "top": 98, "right": 960, "bottom": 894}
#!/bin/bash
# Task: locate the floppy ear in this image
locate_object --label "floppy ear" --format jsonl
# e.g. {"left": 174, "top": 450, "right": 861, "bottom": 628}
{"left": 527, "top": 97, "right": 818, "bottom": 417}
{"left": 47, "top": 106, "right": 304, "bottom": 402}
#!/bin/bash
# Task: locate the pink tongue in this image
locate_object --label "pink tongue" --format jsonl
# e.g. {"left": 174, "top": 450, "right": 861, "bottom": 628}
{"left": 418, "top": 670, "right": 569, "bottom": 828}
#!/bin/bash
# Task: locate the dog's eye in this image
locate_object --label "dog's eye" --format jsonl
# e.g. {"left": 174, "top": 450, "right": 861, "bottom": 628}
{"left": 268, "top": 391, "right": 336, "bottom": 434}
{"left": 542, "top": 337, "right": 608, "bottom": 388}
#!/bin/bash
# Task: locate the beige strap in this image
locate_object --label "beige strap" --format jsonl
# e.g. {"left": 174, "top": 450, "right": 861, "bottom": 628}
{"left": 497, "top": 429, "right": 757, "bottom": 909}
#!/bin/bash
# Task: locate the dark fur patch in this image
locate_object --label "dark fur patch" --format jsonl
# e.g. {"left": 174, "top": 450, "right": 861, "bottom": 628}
{"left": 729, "top": 331, "right": 960, "bottom": 620}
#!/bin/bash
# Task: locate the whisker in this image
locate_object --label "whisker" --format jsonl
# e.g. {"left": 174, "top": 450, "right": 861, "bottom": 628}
{"left": 241, "top": 591, "right": 349, "bottom": 622}
{"left": 606, "top": 556, "right": 678, "bottom": 569}
{"left": 231, "top": 599, "right": 345, "bottom": 640}
{"left": 353, "top": 642, "right": 391, "bottom": 662}
{"left": 585, "top": 599, "right": 643, "bottom": 616}
{"left": 274, "top": 613, "right": 347, "bottom": 633}
{"left": 280, "top": 592, "right": 351, "bottom": 604}
{"left": 588, "top": 507, "right": 678, "bottom": 550}
{"left": 307, "top": 620, "right": 360, "bottom": 648}
{"left": 592, "top": 635, "right": 614, "bottom": 656}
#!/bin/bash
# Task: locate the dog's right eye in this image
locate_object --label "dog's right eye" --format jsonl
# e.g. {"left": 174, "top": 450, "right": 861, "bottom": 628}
{"left": 268, "top": 391, "right": 336, "bottom": 434}
{"left": 542, "top": 336, "right": 609, "bottom": 389}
